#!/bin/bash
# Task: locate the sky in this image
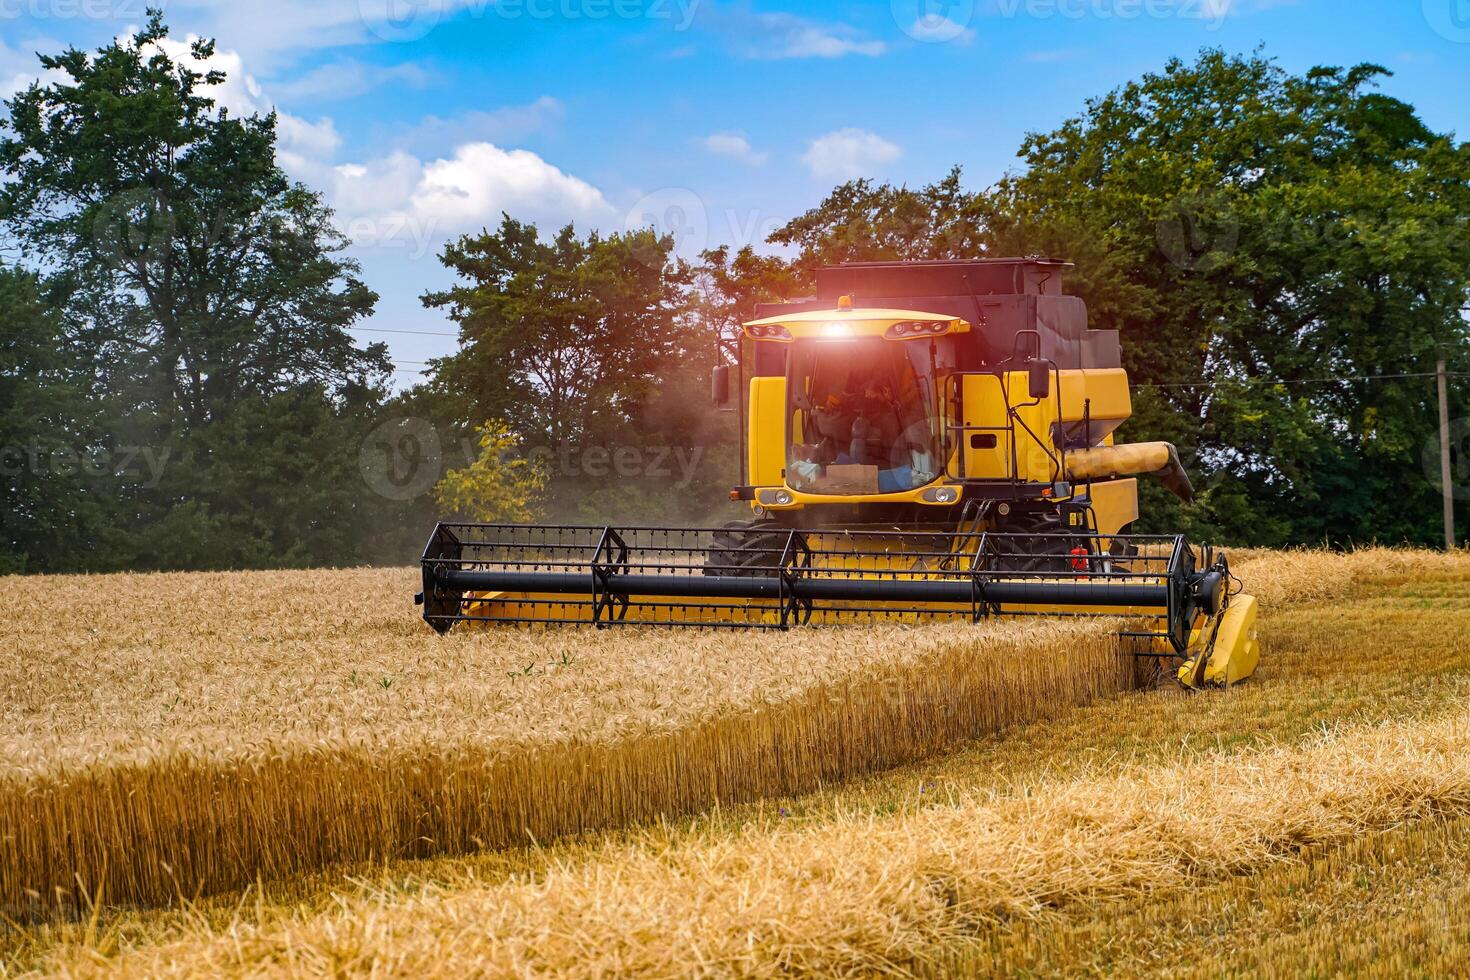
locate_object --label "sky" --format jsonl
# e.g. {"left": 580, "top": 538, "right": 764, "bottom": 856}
{"left": 3, "top": 0, "right": 1468, "bottom": 388}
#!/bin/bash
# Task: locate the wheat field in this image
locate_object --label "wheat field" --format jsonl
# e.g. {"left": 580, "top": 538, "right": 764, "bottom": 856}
{"left": 1, "top": 569, "right": 1132, "bottom": 917}
{"left": 42, "top": 702, "right": 1470, "bottom": 979}
{"left": 5, "top": 547, "right": 1470, "bottom": 977}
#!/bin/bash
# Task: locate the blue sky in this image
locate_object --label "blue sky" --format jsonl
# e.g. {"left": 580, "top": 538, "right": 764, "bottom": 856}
{"left": 3, "top": 0, "right": 1468, "bottom": 386}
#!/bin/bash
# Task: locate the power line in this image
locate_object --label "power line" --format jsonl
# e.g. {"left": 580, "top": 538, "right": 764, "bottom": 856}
{"left": 1135, "top": 370, "right": 1468, "bottom": 391}
{"left": 353, "top": 326, "right": 458, "bottom": 338}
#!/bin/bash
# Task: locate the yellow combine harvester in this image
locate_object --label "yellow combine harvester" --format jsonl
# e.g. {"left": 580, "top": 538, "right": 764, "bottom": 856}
{"left": 417, "top": 259, "right": 1259, "bottom": 688}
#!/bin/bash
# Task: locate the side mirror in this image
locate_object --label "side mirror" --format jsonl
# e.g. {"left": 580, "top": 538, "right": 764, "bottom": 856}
{"left": 1028, "top": 359, "right": 1051, "bottom": 400}
{"left": 711, "top": 364, "right": 730, "bottom": 406}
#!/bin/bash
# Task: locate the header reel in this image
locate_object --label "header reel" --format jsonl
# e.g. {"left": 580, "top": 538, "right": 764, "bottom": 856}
{"left": 416, "top": 523, "right": 1259, "bottom": 688}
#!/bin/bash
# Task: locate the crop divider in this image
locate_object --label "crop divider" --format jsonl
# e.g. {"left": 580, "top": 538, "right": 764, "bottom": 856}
{"left": 590, "top": 526, "right": 630, "bottom": 628}
{"left": 777, "top": 530, "right": 813, "bottom": 629}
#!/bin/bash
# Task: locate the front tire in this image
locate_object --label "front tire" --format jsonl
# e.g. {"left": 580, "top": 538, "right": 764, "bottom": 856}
{"left": 702, "top": 520, "right": 790, "bottom": 576}
{"left": 992, "top": 509, "right": 1089, "bottom": 574}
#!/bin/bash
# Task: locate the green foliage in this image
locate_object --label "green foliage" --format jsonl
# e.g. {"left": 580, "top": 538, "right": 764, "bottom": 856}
{"left": 0, "top": 13, "right": 387, "bottom": 428}
{"left": 763, "top": 51, "right": 1470, "bottom": 547}
{"left": 8, "top": 27, "right": 1467, "bottom": 569}
{"left": 423, "top": 216, "right": 693, "bottom": 446}
{"left": 423, "top": 216, "right": 739, "bottom": 525}
{"left": 433, "top": 421, "right": 547, "bottom": 524}
{"left": 983, "top": 51, "right": 1470, "bottom": 545}
{"left": 769, "top": 167, "right": 984, "bottom": 285}
{"left": 692, "top": 245, "right": 801, "bottom": 345}
{"left": 0, "top": 265, "right": 122, "bottom": 573}
{"left": 0, "top": 12, "right": 411, "bottom": 572}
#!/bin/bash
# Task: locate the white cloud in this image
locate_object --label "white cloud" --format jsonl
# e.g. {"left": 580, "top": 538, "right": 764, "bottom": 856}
{"left": 274, "top": 114, "right": 343, "bottom": 176}
{"left": 327, "top": 152, "right": 428, "bottom": 234}
{"left": 136, "top": 33, "right": 346, "bottom": 190}
{"left": 734, "top": 12, "right": 887, "bottom": 59}
{"left": 394, "top": 97, "right": 565, "bottom": 154}
{"left": 271, "top": 60, "right": 436, "bottom": 102}
{"left": 801, "top": 129, "right": 902, "bottom": 181}
{"left": 701, "top": 131, "right": 768, "bottom": 166}
{"left": 4, "top": 25, "right": 612, "bottom": 274}
{"left": 140, "top": 34, "right": 269, "bottom": 117}
{"left": 168, "top": 39, "right": 610, "bottom": 246}
{"left": 324, "top": 142, "right": 614, "bottom": 254}
{"left": 1, "top": 38, "right": 69, "bottom": 101}
{"left": 904, "top": 16, "right": 976, "bottom": 43}
{"left": 163, "top": 0, "right": 467, "bottom": 69}
{"left": 409, "top": 142, "right": 613, "bottom": 230}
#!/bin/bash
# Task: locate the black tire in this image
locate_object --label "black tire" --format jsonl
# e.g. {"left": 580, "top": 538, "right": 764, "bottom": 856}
{"left": 1104, "top": 522, "right": 1139, "bottom": 574}
{"left": 992, "top": 510, "right": 1089, "bottom": 574}
{"left": 702, "top": 520, "right": 789, "bottom": 577}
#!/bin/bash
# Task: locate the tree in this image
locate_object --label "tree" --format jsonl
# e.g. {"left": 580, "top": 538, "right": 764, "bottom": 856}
{"left": 423, "top": 216, "right": 693, "bottom": 448}
{"left": 433, "top": 421, "right": 547, "bottom": 524}
{"left": 0, "top": 12, "right": 406, "bottom": 571}
{"left": 0, "top": 11, "right": 386, "bottom": 429}
{"left": 982, "top": 51, "right": 1470, "bottom": 545}
{"left": 759, "top": 51, "right": 1470, "bottom": 547}
{"left": 0, "top": 266, "right": 123, "bottom": 573}
{"left": 768, "top": 167, "right": 984, "bottom": 286}
{"left": 692, "top": 245, "right": 802, "bottom": 349}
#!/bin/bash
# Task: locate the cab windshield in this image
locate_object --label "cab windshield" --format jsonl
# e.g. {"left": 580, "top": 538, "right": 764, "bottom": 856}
{"left": 786, "top": 337, "right": 954, "bottom": 495}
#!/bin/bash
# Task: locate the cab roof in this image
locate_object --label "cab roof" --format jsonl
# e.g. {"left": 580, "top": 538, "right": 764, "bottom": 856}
{"left": 743, "top": 307, "right": 970, "bottom": 339}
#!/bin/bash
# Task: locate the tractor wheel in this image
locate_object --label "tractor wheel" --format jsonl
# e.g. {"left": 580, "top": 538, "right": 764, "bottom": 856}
{"left": 702, "top": 520, "right": 790, "bottom": 577}
{"left": 992, "top": 510, "right": 1090, "bottom": 574}
{"left": 1104, "top": 522, "right": 1139, "bottom": 574}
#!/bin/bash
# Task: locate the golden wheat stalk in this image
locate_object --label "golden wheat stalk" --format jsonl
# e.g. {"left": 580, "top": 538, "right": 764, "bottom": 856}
{"left": 43, "top": 702, "right": 1470, "bottom": 979}
{"left": 1, "top": 565, "right": 1131, "bottom": 914}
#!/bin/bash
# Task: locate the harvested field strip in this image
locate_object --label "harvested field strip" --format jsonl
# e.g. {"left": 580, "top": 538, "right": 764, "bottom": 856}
{"left": 942, "top": 811, "right": 1470, "bottom": 977}
{"left": 43, "top": 703, "right": 1470, "bottom": 979}
{"left": 0, "top": 564, "right": 1134, "bottom": 916}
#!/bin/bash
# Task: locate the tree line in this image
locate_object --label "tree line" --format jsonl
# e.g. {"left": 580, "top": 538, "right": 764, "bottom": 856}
{"left": 2, "top": 15, "right": 1466, "bottom": 573}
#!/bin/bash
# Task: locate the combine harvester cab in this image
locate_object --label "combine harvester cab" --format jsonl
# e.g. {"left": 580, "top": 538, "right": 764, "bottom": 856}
{"left": 416, "top": 258, "right": 1260, "bottom": 689}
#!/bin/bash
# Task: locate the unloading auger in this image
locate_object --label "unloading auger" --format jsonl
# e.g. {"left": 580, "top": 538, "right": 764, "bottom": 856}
{"left": 415, "top": 258, "right": 1261, "bottom": 688}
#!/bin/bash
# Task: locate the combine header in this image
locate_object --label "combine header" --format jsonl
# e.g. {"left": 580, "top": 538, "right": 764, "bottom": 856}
{"left": 416, "top": 258, "right": 1261, "bottom": 688}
